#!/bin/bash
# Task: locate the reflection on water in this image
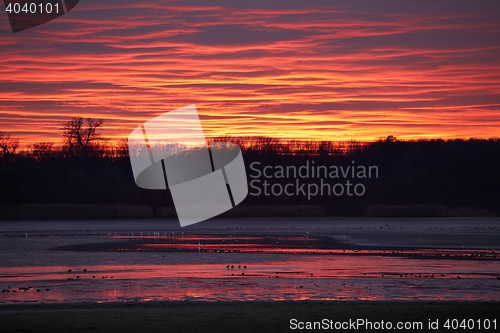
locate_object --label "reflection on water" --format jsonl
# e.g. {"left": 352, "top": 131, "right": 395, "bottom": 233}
{"left": 1, "top": 251, "right": 499, "bottom": 304}
{"left": 0, "top": 223, "right": 499, "bottom": 304}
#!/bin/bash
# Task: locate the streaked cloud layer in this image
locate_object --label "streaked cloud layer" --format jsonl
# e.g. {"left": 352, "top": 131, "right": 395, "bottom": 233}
{"left": 1, "top": 0, "right": 499, "bottom": 146}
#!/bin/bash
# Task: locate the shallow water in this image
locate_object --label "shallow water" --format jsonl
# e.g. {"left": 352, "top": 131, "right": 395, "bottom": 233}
{"left": 0, "top": 219, "right": 499, "bottom": 304}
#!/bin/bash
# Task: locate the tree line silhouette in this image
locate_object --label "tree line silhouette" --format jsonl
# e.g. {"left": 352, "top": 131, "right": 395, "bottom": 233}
{"left": 1, "top": 118, "right": 499, "bottom": 217}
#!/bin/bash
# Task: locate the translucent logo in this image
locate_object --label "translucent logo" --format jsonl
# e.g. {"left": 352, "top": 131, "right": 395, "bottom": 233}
{"left": 128, "top": 105, "right": 248, "bottom": 227}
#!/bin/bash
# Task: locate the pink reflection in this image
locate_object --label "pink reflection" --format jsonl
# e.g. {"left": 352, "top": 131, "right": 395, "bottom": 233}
{"left": 1, "top": 255, "right": 499, "bottom": 304}
{"left": 1, "top": 235, "right": 498, "bottom": 304}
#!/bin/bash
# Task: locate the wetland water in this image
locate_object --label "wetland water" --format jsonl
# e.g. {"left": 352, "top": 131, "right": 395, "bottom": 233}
{"left": 0, "top": 218, "right": 499, "bottom": 304}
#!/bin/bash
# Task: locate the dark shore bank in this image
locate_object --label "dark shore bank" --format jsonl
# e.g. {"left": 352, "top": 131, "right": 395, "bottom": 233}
{"left": 1, "top": 301, "right": 499, "bottom": 333}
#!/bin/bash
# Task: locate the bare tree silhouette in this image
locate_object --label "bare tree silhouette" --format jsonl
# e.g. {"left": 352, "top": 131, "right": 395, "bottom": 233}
{"left": 29, "top": 142, "right": 55, "bottom": 160}
{"left": 62, "top": 117, "right": 107, "bottom": 158}
{"left": 0, "top": 131, "right": 19, "bottom": 159}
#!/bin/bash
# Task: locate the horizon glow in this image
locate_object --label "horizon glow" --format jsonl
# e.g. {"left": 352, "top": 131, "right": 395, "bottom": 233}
{"left": 1, "top": 0, "right": 500, "bottom": 147}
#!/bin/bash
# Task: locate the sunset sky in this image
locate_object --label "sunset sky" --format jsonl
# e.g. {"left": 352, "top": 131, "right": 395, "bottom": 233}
{"left": 1, "top": 0, "right": 499, "bottom": 147}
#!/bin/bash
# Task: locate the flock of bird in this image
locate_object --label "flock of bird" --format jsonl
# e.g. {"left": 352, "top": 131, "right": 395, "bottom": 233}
{"left": 65, "top": 268, "right": 114, "bottom": 280}
{"left": 2, "top": 262, "right": 499, "bottom": 296}
{"left": 1, "top": 286, "right": 50, "bottom": 293}
{"left": 226, "top": 264, "right": 248, "bottom": 276}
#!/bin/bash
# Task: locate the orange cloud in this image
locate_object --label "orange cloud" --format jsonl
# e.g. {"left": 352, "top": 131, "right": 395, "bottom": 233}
{"left": 0, "top": 0, "right": 499, "bottom": 147}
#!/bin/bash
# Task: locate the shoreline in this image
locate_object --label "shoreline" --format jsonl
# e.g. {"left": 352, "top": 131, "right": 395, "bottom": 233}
{"left": 2, "top": 299, "right": 499, "bottom": 310}
{"left": 0, "top": 203, "right": 497, "bottom": 221}
{"left": 1, "top": 301, "right": 499, "bottom": 333}
{"left": 2, "top": 217, "right": 499, "bottom": 250}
